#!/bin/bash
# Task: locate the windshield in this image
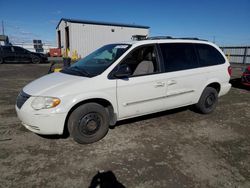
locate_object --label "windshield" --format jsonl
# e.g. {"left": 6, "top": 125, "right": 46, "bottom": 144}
{"left": 61, "top": 43, "right": 131, "bottom": 77}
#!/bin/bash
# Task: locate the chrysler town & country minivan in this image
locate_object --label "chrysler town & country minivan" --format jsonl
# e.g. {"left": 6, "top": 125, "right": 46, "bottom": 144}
{"left": 16, "top": 37, "right": 231, "bottom": 144}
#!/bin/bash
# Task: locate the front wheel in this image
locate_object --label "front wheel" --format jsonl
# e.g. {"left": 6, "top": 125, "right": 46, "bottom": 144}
{"left": 195, "top": 87, "right": 218, "bottom": 114}
{"left": 31, "top": 56, "right": 41, "bottom": 64}
{"left": 68, "top": 103, "right": 109, "bottom": 144}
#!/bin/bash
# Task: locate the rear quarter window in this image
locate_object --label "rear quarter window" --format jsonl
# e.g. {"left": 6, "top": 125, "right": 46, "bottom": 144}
{"left": 195, "top": 44, "right": 225, "bottom": 66}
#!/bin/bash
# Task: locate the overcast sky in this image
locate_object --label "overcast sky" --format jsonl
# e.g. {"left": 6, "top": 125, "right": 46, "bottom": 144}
{"left": 0, "top": 0, "right": 249, "bottom": 46}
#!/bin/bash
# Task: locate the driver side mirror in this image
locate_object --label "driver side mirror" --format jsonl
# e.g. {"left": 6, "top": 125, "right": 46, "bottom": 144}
{"left": 113, "top": 64, "right": 132, "bottom": 78}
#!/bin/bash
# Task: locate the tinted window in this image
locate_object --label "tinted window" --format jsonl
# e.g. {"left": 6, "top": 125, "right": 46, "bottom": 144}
{"left": 2, "top": 46, "right": 13, "bottom": 53}
{"left": 196, "top": 44, "right": 225, "bottom": 66}
{"left": 160, "top": 43, "right": 198, "bottom": 72}
{"left": 14, "top": 47, "right": 25, "bottom": 53}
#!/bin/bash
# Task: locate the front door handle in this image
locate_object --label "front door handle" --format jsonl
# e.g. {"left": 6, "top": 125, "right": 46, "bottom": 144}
{"left": 167, "top": 80, "right": 177, "bottom": 86}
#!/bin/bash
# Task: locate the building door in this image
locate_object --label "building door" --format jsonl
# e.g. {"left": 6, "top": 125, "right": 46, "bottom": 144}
{"left": 57, "top": 30, "right": 61, "bottom": 48}
{"left": 65, "top": 27, "right": 70, "bottom": 50}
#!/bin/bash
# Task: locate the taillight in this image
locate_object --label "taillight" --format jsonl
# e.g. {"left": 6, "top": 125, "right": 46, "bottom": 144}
{"left": 228, "top": 66, "right": 232, "bottom": 77}
{"left": 245, "top": 66, "right": 250, "bottom": 73}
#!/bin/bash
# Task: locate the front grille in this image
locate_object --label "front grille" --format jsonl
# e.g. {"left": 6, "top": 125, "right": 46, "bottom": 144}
{"left": 16, "top": 90, "right": 31, "bottom": 109}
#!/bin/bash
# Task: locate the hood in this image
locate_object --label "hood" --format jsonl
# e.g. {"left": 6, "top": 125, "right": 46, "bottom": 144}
{"left": 23, "top": 72, "right": 88, "bottom": 96}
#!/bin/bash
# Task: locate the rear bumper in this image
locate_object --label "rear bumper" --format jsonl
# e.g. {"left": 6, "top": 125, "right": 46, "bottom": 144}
{"left": 241, "top": 75, "right": 250, "bottom": 86}
{"left": 242, "top": 82, "right": 250, "bottom": 86}
{"left": 219, "top": 83, "right": 231, "bottom": 97}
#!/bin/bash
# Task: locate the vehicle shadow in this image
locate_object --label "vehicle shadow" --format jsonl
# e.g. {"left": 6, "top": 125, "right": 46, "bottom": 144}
{"left": 2, "top": 61, "right": 31, "bottom": 64}
{"left": 230, "top": 78, "right": 250, "bottom": 91}
{"left": 1, "top": 61, "right": 49, "bottom": 64}
{"left": 37, "top": 128, "right": 69, "bottom": 140}
{"left": 89, "top": 171, "right": 125, "bottom": 188}
{"left": 38, "top": 107, "right": 189, "bottom": 140}
{"left": 111, "top": 106, "right": 189, "bottom": 129}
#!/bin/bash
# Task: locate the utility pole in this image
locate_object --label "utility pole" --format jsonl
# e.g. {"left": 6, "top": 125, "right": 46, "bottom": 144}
{"left": 2, "top": 20, "right": 4, "bottom": 35}
{"left": 213, "top": 36, "right": 216, "bottom": 43}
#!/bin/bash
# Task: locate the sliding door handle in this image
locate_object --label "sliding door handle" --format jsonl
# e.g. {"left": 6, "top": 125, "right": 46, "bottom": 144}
{"left": 154, "top": 82, "right": 165, "bottom": 87}
{"left": 167, "top": 80, "right": 177, "bottom": 85}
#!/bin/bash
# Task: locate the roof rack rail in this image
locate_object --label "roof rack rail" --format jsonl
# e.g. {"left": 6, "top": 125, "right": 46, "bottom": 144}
{"left": 147, "top": 36, "right": 173, "bottom": 40}
{"left": 146, "top": 36, "right": 208, "bottom": 41}
{"left": 178, "top": 37, "right": 208, "bottom": 41}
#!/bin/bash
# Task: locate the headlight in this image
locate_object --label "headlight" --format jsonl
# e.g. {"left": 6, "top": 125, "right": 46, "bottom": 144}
{"left": 31, "top": 96, "right": 61, "bottom": 110}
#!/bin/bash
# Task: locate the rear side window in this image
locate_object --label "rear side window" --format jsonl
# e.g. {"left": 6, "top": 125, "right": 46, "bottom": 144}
{"left": 14, "top": 47, "right": 25, "bottom": 53}
{"left": 160, "top": 43, "right": 198, "bottom": 72}
{"left": 195, "top": 44, "right": 225, "bottom": 66}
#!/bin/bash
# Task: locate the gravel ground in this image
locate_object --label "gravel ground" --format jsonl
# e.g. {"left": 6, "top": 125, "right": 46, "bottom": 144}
{"left": 0, "top": 63, "right": 249, "bottom": 188}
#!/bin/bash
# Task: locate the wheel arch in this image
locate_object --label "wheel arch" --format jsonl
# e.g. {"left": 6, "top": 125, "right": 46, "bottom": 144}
{"left": 63, "top": 98, "right": 117, "bottom": 135}
{"left": 205, "top": 82, "right": 221, "bottom": 93}
{"left": 195, "top": 81, "right": 221, "bottom": 104}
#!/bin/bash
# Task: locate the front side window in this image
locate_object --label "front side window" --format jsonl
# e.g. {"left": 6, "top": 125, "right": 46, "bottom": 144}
{"left": 160, "top": 43, "right": 198, "bottom": 72}
{"left": 61, "top": 44, "right": 131, "bottom": 77}
{"left": 195, "top": 44, "right": 225, "bottom": 66}
{"left": 120, "top": 45, "right": 160, "bottom": 76}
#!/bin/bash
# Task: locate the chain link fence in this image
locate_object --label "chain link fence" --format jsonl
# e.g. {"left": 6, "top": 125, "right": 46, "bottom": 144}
{"left": 220, "top": 46, "right": 250, "bottom": 64}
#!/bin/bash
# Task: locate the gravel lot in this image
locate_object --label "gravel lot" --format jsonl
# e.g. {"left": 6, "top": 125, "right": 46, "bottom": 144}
{"left": 0, "top": 63, "right": 250, "bottom": 188}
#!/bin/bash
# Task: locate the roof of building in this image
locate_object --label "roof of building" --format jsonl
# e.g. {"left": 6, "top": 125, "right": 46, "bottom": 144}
{"left": 0, "top": 35, "right": 9, "bottom": 41}
{"left": 56, "top": 18, "right": 150, "bottom": 29}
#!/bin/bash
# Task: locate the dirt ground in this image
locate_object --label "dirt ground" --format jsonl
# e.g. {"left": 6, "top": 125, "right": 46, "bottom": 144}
{"left": 0, "top": 63, "right": 250, "bottom": 188}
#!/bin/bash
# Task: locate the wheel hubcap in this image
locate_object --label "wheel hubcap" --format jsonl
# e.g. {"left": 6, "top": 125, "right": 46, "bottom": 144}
{"left": 79, "top": 113, "right": 101, "bottom": 135}
{"left": 205, "top": 94, "right": 215, "bottom": 108}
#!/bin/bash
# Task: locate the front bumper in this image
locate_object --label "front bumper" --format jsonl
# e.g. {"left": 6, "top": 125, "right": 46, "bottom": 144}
{"left": 15, "top": 101, "right": 67, "bottom": 135}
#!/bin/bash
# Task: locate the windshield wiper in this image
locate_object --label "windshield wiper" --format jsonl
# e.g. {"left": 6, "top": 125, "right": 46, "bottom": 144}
{"left": 71, "top": 67, "right": 91, "bottom": 77}
{"left": 61, "top": 66, "right": 92, "bottom": 77}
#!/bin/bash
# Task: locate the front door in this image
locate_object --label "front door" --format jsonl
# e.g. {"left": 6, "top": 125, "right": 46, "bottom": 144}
{"left": 116, "top": 45, "right": 166, "bottom": 119}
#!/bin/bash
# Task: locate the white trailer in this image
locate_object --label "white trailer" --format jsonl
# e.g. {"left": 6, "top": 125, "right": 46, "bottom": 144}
{"left": 56, "top": 18, "right": 149, "bottom": 58}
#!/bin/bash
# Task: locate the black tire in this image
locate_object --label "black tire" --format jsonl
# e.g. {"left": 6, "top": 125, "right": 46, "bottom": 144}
{"left": 68, "top": 103, "right": 109, "bottom": 144}
{"left": 0, "top": 57, "right": 3, "bottom": 64}
{"left": 195, "top": 87, "right": 218, "bottom": 114}
{"left": 31, "top": 56, "right": 41, "bottom": 64}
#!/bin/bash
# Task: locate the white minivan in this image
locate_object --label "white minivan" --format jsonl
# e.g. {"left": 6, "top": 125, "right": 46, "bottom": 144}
{"left": 16, "top": 37, "right": 232, "bottom": 144}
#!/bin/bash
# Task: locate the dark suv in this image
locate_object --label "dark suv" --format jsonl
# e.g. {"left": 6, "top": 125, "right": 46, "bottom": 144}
{"left": 0, "top": 45, "right": 48, "bottom": 64}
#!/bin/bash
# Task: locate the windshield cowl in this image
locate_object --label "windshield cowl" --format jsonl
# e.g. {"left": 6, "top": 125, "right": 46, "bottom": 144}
{"left": 60, "top": 67, "right": 93, "bottom": 77}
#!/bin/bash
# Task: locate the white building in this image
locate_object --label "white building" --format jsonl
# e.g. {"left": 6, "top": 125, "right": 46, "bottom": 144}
{"left": 56, "top": 18, "right": 150, "bottom": 58}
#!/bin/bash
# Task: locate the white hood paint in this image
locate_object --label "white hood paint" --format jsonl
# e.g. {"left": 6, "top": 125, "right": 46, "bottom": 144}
{"left": 23, "top": 72, "right": 88, "bottom": 96}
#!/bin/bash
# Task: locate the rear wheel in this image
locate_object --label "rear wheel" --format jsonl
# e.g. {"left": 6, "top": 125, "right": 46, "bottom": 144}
{"left": 68, "top": 103, "right": 109, "bottom": 144}
{"left": 195, "top": 87, "right": 218, "bottom": 114}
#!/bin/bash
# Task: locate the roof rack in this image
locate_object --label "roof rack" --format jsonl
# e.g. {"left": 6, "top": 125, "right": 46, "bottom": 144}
{"left": 147, "top": 36, "right": 173, "bottom": 40}
{"left": 146, "top": 36, "right": 208, "bottom": 41}
{"left": 177, "top": 37, "right": 208, "bottom": 41}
